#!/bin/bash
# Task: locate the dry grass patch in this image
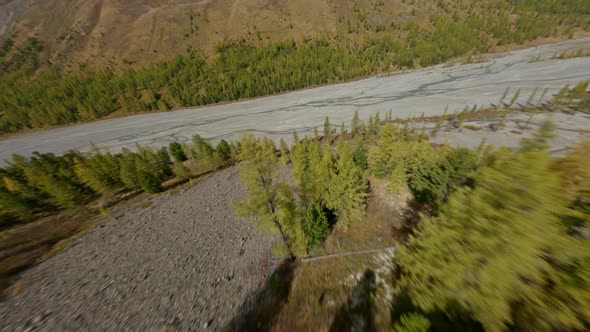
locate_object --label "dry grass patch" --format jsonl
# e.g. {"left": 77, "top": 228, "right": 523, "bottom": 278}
{"left": 0, "top": 210, "right": 94, "bottom": 293}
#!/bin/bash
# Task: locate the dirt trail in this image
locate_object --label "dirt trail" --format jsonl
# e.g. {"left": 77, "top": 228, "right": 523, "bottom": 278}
{"left": 0, "top": 167, "right": 276, "bottom": 331}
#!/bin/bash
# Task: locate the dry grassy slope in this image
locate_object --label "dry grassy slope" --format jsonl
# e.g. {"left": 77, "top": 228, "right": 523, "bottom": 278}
{"left": 0, "top": 0, "right": 439, "bottom": 71}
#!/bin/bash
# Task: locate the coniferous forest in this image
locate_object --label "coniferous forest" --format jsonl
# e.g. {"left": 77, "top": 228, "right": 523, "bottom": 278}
{"left": 1, "top": 0, "right": 589, "bottom": 134}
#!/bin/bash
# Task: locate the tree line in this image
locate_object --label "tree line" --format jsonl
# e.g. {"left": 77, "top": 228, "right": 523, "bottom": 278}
{"left": 1, "top": 0, "right": 588, "bottom": 134}
{"left": 0, "top": 136, "right": 235, "bottom": 227}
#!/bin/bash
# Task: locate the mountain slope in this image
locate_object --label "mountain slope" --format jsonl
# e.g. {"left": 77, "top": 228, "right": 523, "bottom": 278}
{"left": 0, "top": 0, "right": 588, "bottom": 134}
{"left": 2, "top": 0, "right": 344, "bottom": 70}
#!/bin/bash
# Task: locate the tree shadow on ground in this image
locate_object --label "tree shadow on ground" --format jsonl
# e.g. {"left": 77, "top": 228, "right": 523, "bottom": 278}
{"left": 329, "top": 269, "right": 377, "bottom": 332}
{"left": 224, "top": 258, "right": 296, "bottom": 332}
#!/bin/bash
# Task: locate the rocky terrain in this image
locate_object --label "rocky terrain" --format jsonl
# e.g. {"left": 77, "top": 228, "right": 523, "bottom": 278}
{"left": 0, "top": 167, "right": 277, "bottom": 331}
{"left": 431, "top": 112, "right": 590, "bottom": 155}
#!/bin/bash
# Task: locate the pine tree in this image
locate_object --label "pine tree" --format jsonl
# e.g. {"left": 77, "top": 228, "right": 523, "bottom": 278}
{"left": 351, "top": 111, "right": 360, "bottom": 136}
{"left": 520, "top": 119, "right": 556, "bottom": 152}
{"left": 303, "top": 200, "right": 330, "bottom": 250}
{"left": 279, "top": 138, "right": 290, "bottom": 165}
{"left": 74, "top": 157, "right": 110, "bottom": 194}
{"left": 138, "top": 170, "right": 162, "bottom": 193}
{"left": 0, "top": 188, "right": 32, "bottom": 221}
{"left": 360, "top": 121, "right": 367, "bottom": 138}
{"left": 173, "top": 161, "right": 191, "bottom": 180}
{"left": 323, "top": 116, "right": 331, "bottom": 141}
{"left": 169, "top": 142, "right": 187, "bottom": 163}
{"left": 276, "top": 181, "right": 307, "bottom": 256}
{"left": 407, "top": 158, "right": 452, "bottom": 207}
{"left": 12, "top": 153, "right": 85, "bottom": 209}
{"left": 397, "top": 146, "right": 589, "bottom": 331}
{"left": 389, "top": 162, "right": 406, "bottom": 193}
{"left": 192, "top": 134, "right": 214, "bottom": 160}
{"left": 156, "top": 147, "right": 173, "bottom": 178}
{"left": 352, "top": 141, "right": 369, "bottom": 171}
{"left": 325, "top": 142, "right": 368, "bottom": 228}
{"left": 216, "top": 139, "right": 232, "bottom": 161}
{"left": 118, "top": 150, "right": 140, "bottom": 190}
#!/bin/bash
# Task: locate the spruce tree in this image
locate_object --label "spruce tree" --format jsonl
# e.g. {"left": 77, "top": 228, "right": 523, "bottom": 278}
{"left": 156, "top": 147, "right": 173, "bottom": 177}
{"left": 389, "top": 162, "right": 406, "bottom": 193}
{"left": 323, "top": 116, "right": 331, "bottom": 141}
{"left": 12, "top": 153, "right": 85, "bottom": 209}
{"left": 352, "top": 142, "right": 369, "bottom": 171}
{"left": 169, "top": 142, "right": 187, "bottom": 163}
{"left": 276, "top": 181, "right": 307, "bottom": 256}
{"left": 138, "top": 171, "right": 162, "bottom": 193}
{"left": 0, "top": 188, "right": 32, "bottom": 221}
{"left": 173, "top": 161, "right": 191, "bottom": 180}
{"left": 326, "top": 142, "right": 368, "bottom": 228}
{"left": 279, "top": 138, "right": 290, "bottom": 165}
{"left": 74, "top": 157, "right": 111, "bottom": 194}
{"left": 192, "top": 134, "right": 214, "bottom": 160}
{"left": 351, "top": 110, "right": 360, "bottom": 136}
{"left": 118, "top": 150, "right": 140, "bottom": 190}
{"left": 303, "top": 200, "right": 330, "bottom": 250}
{"left": 216, "top": 139, "right": 232, "bottom": 161}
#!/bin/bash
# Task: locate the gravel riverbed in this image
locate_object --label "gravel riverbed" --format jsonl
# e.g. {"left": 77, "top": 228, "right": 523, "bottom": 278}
{"left": 0, "top": 167, "right": 276, "bottom": 331}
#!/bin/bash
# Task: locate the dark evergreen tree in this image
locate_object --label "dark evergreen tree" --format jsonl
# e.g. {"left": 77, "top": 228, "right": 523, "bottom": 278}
{"left": 169, "top": 142, "right": 187, "bottom": 163}
{"left": 216, "top": 139, "right": 232, "bottom": 161}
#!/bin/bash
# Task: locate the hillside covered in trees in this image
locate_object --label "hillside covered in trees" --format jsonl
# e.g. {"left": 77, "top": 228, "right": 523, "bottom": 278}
{"left": 1, "top": 0, "right": 589, "bottom": 134}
